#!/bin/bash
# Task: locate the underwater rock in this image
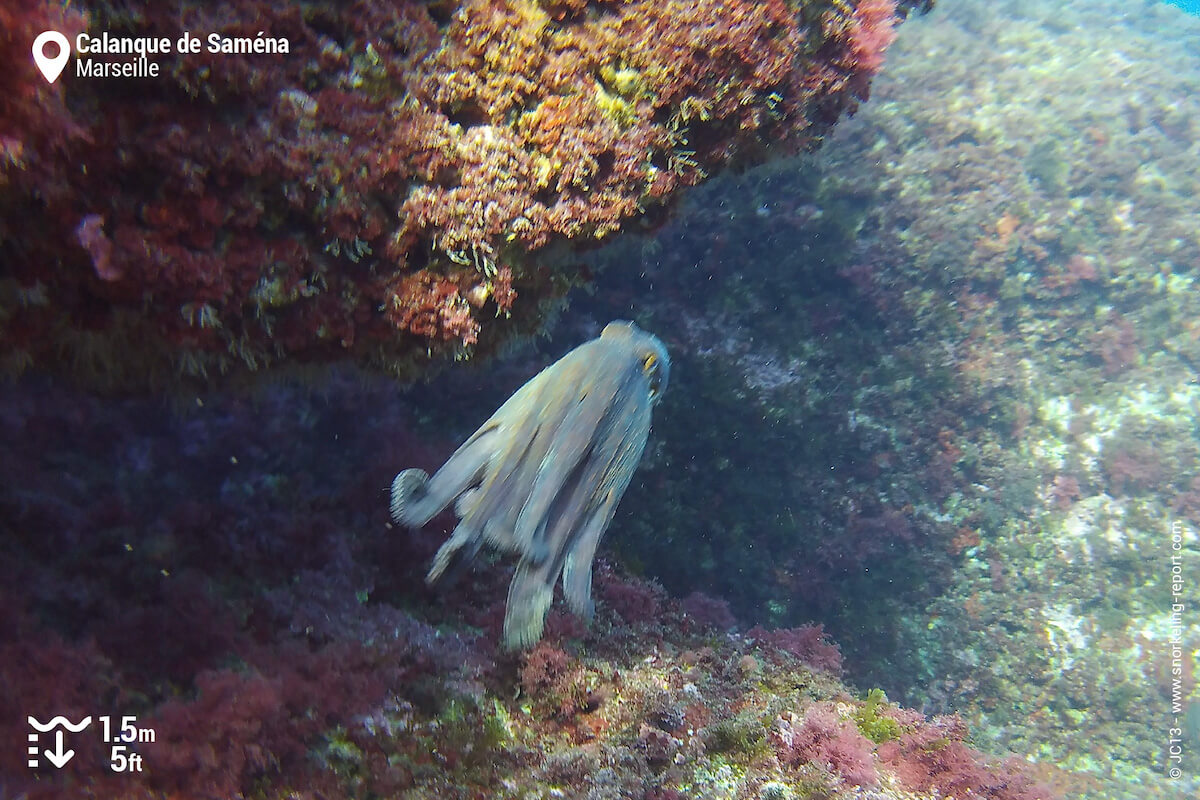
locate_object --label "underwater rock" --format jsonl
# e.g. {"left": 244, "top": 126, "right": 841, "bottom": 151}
{"left": 0, "top": 0, "right": 927, "bottom": 386}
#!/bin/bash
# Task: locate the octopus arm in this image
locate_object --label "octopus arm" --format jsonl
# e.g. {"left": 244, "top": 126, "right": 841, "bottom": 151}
{"left": 501, "top": 425, "right": 642, "bottom": 648}
{"left": 503, "top": 559, "right": 559, "bottom": 650}
{"left": 511, "top": 372, "right": 618, "bottom": 560}
{"left": 561, "top": 399, "right": 652, "bottom": 616}
{"left": 466, "top": 361, "right": 588, "bottom": 555}
{"left": 390, "top": 423, "right": 501, "bottom": 528}
{"left": 420, "top": 346, "right": 595, "bottom": 581}
{"left": 503, "top": 371, "right": 652, "bottom": 646}
{"left": 501, "top": 435, "right": 622, "bottom": 648}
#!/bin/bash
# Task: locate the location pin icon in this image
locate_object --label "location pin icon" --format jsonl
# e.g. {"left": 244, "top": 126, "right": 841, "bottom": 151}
{"left": 32, "top": 31, "right": 71, "bottom": 84}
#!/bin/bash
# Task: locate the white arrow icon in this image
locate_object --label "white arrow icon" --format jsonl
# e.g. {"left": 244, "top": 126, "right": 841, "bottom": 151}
{"left": 43, "top": 730, "right": 74, "bottom": 768}
{"left": 32, "top": 31, "right": 71, "bottom": 84}
{"left": 27, "top": 715, "right": 91, "bottom": 769}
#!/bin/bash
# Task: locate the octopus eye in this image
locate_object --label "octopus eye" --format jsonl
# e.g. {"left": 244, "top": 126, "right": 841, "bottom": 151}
{"left": 642, "top": 352, "right": 664, "bottom": 400}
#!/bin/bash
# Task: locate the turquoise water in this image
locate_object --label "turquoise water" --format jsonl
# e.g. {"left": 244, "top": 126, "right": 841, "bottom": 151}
{"left": 1165, "top": 0, "right": 1200, "bottom": 13}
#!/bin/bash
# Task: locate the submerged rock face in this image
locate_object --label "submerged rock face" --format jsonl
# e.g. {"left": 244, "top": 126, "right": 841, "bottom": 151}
{"left": 570, "top": 0, "right": 1200, "bottom": 796}
{"left": 0, "top": 0, "right": 925, "bottom": 387}
{"left": 0, "top": 366, "right": 1055, "bottom": 798}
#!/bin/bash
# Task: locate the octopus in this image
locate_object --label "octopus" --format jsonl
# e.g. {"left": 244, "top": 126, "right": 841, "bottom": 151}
{"left": 390, "top": 320, "right": 669, "bottom": 649}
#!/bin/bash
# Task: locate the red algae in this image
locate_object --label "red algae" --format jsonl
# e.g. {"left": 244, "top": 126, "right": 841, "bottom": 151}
{"left": 0, "top": 361, "right": 1061, "bottom": 800}
{"left": 0, "top": 0, "right": 920, "bottom": 385}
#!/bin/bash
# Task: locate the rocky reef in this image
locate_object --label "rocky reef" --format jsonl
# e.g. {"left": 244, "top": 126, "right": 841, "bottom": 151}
{"left": 5, "top": 0, "right": 1198, "bottom": 798}
{"left": 575, "top": 0, "right": 1199, "bottom": 796}
{"left": 0, "top": 374, "right": 1059, "bottom": 799}
{"left": 1, "top": 0, "right": 926, "bottom": 387}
